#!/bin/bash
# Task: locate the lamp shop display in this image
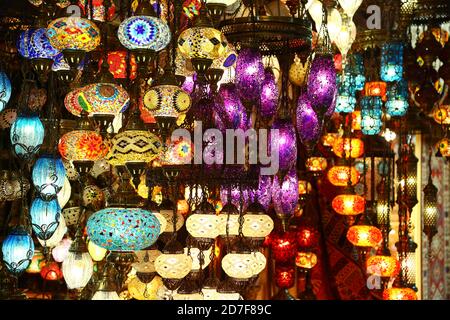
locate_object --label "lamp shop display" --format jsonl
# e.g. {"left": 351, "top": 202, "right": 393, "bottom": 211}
{"left": 0, "top": 0, "right": 449, "bottom": 301}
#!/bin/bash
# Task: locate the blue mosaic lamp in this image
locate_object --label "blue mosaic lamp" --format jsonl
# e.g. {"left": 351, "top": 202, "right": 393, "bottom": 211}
{"left": 30, "top": 197, "right": 61, "bottom": 241}
{"left": 87, "top": 207, "right": 161, "bottom": 251}
{"left": 2, "top": 226, "right": 35, "bottom": 276}
{"left": 335, "top": 73, "right": 357, "bottom": 113}
{"left": 10, "top": 115, "right": 45, "bottom": 161}
{"left": 17, "top": 28, "right": 60, "bottom": 60}
{"left": 386, "top": 79, "right": 409, "bottom": 117}
{"left": 361, "top": 96, "right": 383, "bottom": 135}
{"left": 32, "top": 154, "right": 66, "bottom": 200}
{"left": 0, "top": 71, "right": 12, "bottom": 113}
{"left": 118, "top": 16, "right": 171, "bottom": 51}
{"left": 380, "top": 43, "right": 404, "bottom": 82}
{"left": 346, "top": 53, "right": 365, "bottom": 91}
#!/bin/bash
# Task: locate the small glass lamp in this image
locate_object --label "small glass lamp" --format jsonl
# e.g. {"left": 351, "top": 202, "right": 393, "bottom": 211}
{"left": 382, "top": 287, "right": 417, "bottom": 300}
{"left": 327, "top": 165, "right": 359, "bottom": 187}
{"left": 30, "top": 197, "right": 61, "bottom": 242}
{"left": 380, "top": 42, "right": 404, "bottom": 83}
{"left": 32, "top": 154, "right": 66, "bottom": 200}
{"left": 10, "top": 115, "right": 45, "bottom": 161}
{"left": 62, "top": 235, "right": 94, "bottom": 290}
{"left": 386, "top": 80, "right": 409, "bottom": 117}
{"left": 2, "top": 226, "right": 34, "bottom": 276}
{"left": 0, "top": 71, "right": 12, "bottom": 113}
{"left": 178, "top": 4, "right": 228, "bottom": 74}
{"left": 360, "top": 96, "right": 383, "bottom": 135}
{"left": 87, "top": 207, "right": 160, "bottom": 251}
{"left": 47, "top": 16, "right": 101, "bottom": 68}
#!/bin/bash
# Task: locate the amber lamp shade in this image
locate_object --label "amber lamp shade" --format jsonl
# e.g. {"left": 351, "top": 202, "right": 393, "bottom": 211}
{"left": 366, "top": 255, "right": 400, "bottom": 278}
{"left": 270, "top": 231, "right": 297, "bottom": 263}
{"left": 306, "top": 157, "right": 328, "bottom": 174}
{"left": 332, "top": 194, "right": 365, "bottom": 215}
{"left": 346, "top": 225, "right": 382, "bottom": 248}
{"left": 274, "top": 263, "right": 295, "bottom": 289}
{"left": 364, "top": 81, "right": 387, "bottom": 98}
{"left": 382, "top": 287, "right": 417, "bottom": 300}
{"left": 295, "top": 252, "right": 317, "bottom": 269}
{"left": 327, "top": 165, "right": 360, "bottom": 187}
{"left": 332, "top": 137, "right": 364, "bottom": 159}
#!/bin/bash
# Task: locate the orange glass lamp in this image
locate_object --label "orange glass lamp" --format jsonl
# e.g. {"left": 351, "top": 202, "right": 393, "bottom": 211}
{"left": 364, "top": 81, "right": 387, "bottom": 98}
{"left": 332, "top": 191, "right": 365, "bottom": 217}
{"left": 295, "top": 252, "right": 318, "bottom": 270}
{"left": 351, "top": 111, "right": 361, "bottom": 131}
{"left": 382, "top": 287, "right": 417, "bottom": 300}
{"left": 322, "top": 133, "right": 340, "bottom": 148}
{"left": 436, "top": 137, "right": 450, "bottom": 157}
{"left": 306, "top": 157, "right": 328, "bottom": 177}
{"left": 432, "top": 104, "right": 450, "bottom": 125}
{"left": 298, "top": 179, "right": 312, "bottom": 205}
{"left": 177, "top": 199, "right": 190, "bottom": 217}
{"left": 366, "top": 255, "right": 400, "bottom": 289}
{"left": 327, "top": 165, "right": 360, "bottom": 187}
{"left": 332, "top": 137, "right": 364, "bottom": 159}
{"left": 347, "top": 225, "right": 382, "bottom": 263}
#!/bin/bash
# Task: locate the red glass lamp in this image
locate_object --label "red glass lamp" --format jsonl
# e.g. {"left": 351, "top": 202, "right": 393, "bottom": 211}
{"left": 274, "top": 263, "right": 295, "bottom": 289}
{"left": 40, "top": 262, "right": 63, "bottom": 281}
{"left": 270, "top": 231, "right": 297, "bottom": 263}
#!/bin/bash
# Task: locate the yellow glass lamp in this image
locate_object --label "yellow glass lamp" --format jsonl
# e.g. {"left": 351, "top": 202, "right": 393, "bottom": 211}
{"left": 306, "top": 156, "right": 328, "bottom": 175}
{"left": 289, "top": 54, "right": 310, "bottom": 87}
{"left": 87, "top": 239, "right": 107, "bottom": 262}
{"left": 26, "top": 250, "right": 45, "bottom": 274}
{"left": 107, "top": 130, "right": 162, "bottom": 166}
{"left": 128, "top": 276, "right": 163, "bottom": 300}
{"left": 178, "top": 9, "right": 227, "bottom": 61}
{"left": 47, "top": 17, "right": 101, "bottom": 68}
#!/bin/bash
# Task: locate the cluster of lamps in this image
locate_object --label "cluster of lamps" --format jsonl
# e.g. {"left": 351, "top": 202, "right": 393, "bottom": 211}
{"left": 0, "top": 0, "right": 446, "bottom": 301}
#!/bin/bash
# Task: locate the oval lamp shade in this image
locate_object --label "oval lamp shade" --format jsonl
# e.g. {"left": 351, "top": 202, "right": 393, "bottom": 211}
{"left": 87, "top": 207, "right": 160, "bottom": 251}
{"left": 2, "top": 226, "right": 35, "bottom": 276}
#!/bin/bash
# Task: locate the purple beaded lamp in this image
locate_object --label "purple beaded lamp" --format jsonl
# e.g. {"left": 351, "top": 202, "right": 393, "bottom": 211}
{"left": 307, "top": 53, "right": 337, "bottom": 114}
{"left": 220, "top": 185, "right": 255, "bottom": 212}
{"left": 296, "top": 92, "right": 322, "bottom": 150}
{"left": 271, "top": 118, "right": 297, "bottom": 172}
{"left": 215, "top": 83, "right": 248, "bottom": 131}
{"left": 325, "top": 88, "right": 337, "bottom": 118}
{"left": 235, "top": 48, "right": 265, "bottom": 103}
{"left": 260, "top": 68, "right": 279, "bottom": 119}
{"left": 257, "top": 174, "right": 272, "bottom": 211}
{"left": 272, "top": 169, "right": 299, "bottom": 216}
